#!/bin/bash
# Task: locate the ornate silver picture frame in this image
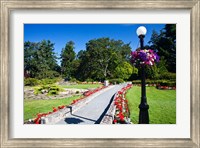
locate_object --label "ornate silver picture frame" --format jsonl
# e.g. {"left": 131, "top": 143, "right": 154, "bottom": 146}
{"left": 0, "top": 0, "right": 199, "bottom": 147}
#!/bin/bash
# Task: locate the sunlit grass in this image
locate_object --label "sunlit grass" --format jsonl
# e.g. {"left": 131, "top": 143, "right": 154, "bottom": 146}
{"left": 24, "top": 95, "right": 81, "bottom": 121}
{"left": 126, "top": 86, "right": 176, "bottom": 124}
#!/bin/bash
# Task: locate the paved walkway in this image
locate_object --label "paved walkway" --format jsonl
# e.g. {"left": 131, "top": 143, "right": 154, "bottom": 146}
{"left": 56, "top": 84, "right": 126, "bottom": 124}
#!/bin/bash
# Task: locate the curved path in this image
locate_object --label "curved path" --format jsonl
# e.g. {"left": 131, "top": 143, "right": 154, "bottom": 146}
{"left": 56, "top": 84, "right": 126, "bottom": 124}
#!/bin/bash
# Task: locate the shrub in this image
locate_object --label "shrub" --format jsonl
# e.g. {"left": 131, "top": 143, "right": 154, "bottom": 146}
{"left": 34, "top": 85, "right": 63, "bottom": 96}
{"left": 109, "top": 78, "right": 124, "bottom": 84}
{"left": 24, "top": 78, "right": 40, "bottom": 86}
{"left": 40, "top": 78, "right": 57, "bottom": 85}
{"left": 86, "top": 78, "right": 94, "bottom": 82}
{"left": 132, "top": 80, "right": 141, "bottom": 85}
{"left": 159, "top": 81, "right": 176, "bottom": 87}
{"left": 159, "top": 72, "right": 176, "bottom": 80}
{"left": 70, "top": 78, "right": 78, "bottom": 83}
{"left": 132, "top": 79, "right": 175, "bottom": 86}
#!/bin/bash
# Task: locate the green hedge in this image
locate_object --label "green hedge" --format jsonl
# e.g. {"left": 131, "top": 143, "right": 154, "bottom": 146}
{"left": 132, "top": 80, "right": 176, "bottom": 87}
{"left": 159, "top": 72, "right": 176, "bottom": 80}
{"left": 109, "top": 78, "right": 124, "bottom": 84}
{"left": 159, "top": 81, "right": 176, "bottom": 87}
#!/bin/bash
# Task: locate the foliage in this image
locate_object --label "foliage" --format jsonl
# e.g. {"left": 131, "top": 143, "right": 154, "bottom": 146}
{"left": 75, "top": 38, "right": 131, "bottom": 81}
{"left": 126, "top": 86, "right": 176, "bottom": 124}
{"left": 156, "top": 56, "right": 168, "bottom": 74}
{"left": 86, "top": 78, "right": 94, "bottom": 82}
{"left": 132, "top": 79, "right": 175, "bottom": 86}
{"left": 24, "top": 78, "right": 40, "bottom": 86}
{"left": 60, "top": 41, "right": 76, "bottom": 78}
{"left": 128, "top": 66, "right": 139, "bottom": 80}
{"left": 149, "top": 24, "right": 176, "bottom": 72}
{"left": 109, "top": 78, "right": 124, "bottom": 84}
{"left": 114, "top": 62, "right": 133, "bottom": 80}
{"left": 159, "top": 81, "right": 176, "bottom": 87}
{"left": 159, "top": 72, "right": 176, "bottom": 80}
{"left": 69, "top": 78, "right": 78, "bottom": 83}
{"left": 24, "top": 40, "right": 59, "bottom": 79}
{"left": 40, "top": 78, "right": 58, "bottom": 85}
{"left": 132, "top": 80, "right": 141, "bottom": 84}
{"left": 34, "top": 85, "right": 63, "bottom": 96}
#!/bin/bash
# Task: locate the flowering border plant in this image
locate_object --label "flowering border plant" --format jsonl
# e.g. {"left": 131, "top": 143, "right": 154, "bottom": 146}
{"left": 113, "top": 84, "right": 132, "bottom": 124}
{"left": 131, "top": 49, "right": 159, "bottom": 67}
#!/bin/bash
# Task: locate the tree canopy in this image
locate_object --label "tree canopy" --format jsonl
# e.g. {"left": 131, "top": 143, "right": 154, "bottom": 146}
{"left": 24, "top": 40, "right": 59, "bottom": 79}
{"left": 149, "top": 24, "right": 176, "bottom": 72}
{"left": 24, "top": 24, "right": 176, "bottom": 81}
{"left": 60, "top": 41, "right": 76, "bottom": 78}
{"left": 75, "top": 38, "right": 132, "bottom": 81}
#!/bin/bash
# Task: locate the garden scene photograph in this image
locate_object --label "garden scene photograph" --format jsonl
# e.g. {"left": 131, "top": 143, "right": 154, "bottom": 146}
{"left": 24, "top": 24, "right": 176, "bottom": 124}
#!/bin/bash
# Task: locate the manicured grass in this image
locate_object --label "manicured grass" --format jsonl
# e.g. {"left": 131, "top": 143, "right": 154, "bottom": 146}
{"left": 24, "top": 95, "right": 81, "bottom": 121}
{"left": 61, "top": 84, "right": 102, "bottom": 89}
{"left": 126, "top": 86, "right": 176, "bottom": 124}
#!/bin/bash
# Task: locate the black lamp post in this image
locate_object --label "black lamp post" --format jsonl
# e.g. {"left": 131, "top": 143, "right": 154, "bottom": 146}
{"left": 136, "top": 26, "right": 149, "bottom": 124}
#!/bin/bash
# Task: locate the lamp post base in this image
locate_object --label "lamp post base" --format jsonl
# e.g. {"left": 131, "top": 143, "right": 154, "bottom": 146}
{"left": 139, "top": 102, "right": 149, "bottom": 124}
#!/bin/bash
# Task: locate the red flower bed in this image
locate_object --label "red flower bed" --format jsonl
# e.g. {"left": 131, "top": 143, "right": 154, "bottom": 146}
{"left": 113, "top": 84, "right": 132, "bottom": 124}
{"left": 156, "top": 85, "right": 176, "bottom": 90}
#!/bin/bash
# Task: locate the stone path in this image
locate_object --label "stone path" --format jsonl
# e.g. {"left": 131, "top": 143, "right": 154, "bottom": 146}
{"left": 56, "top": 84, "right": 126, "bottom": 124}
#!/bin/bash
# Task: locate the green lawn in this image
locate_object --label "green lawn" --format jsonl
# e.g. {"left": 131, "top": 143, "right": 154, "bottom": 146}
{"left": 126, "top": 86, "right": 176, "bottom": 124}
{"left": 61, "top": 84, "right": 102, "bottom": 89}
{"left": 24, "top": 95, "right": 81, "bottom": 121}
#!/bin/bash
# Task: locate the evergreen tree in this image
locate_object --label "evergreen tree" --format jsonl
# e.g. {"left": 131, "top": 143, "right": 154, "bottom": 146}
{"left": 60, "top": 41, "right": 76, "bottom": 79}
{"left": 24, "top": 40, "right": 59, "bottom": 79}
{"left": 149, "top": 24, "right": 176, "bottom": 72}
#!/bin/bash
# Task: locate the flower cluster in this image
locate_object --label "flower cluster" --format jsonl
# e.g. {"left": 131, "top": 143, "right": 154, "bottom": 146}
{"left": 113, "top": 84, "right": 132, "bottom": 124}
{"left": 131, "top": 49, "right": 159, "bottom": 66}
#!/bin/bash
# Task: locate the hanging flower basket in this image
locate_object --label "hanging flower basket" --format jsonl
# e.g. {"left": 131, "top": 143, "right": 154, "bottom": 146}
{"left": 131, "top": 49, "right": 159, "bottom": 67}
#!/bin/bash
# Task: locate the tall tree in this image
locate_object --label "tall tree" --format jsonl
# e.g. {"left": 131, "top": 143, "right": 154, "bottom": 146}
{"left": 60, "top": 41, "right": 76, "bottom": 78}
{"left": 24, "top": 41, "right": 38, "bottom": 77}
{"left": 76, "top": 38, "right": 132, "bottom": 81}
{"left": 148, "top": 24, "right": 176, "bottom": 72}
{"left": 24, "top": 40, "right": 59, "bottom": 79}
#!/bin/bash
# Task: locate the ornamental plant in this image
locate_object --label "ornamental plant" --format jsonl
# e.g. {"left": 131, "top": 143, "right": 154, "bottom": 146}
{"left": 113, "top": 84, "right": 132, "bottom": 124}
{"left": 131, "top": 49, "right": 159, "bottom": 67}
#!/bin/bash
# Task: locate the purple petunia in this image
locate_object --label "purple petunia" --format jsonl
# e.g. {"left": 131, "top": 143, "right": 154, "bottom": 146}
{"left": 130, "top": 49, "right": 159, "bottom": 67}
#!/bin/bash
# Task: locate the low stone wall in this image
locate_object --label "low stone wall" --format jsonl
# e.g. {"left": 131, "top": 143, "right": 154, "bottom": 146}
{"left": 41, "top": 107, "right": 71, "bottom": 124}
{"left": 100, "top": 93, "right": 117, "bottom": 124}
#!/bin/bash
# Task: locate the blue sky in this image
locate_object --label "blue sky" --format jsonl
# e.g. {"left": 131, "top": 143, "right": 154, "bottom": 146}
{"left": 24, "top": 24, "right": 165, "bottom": 58}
